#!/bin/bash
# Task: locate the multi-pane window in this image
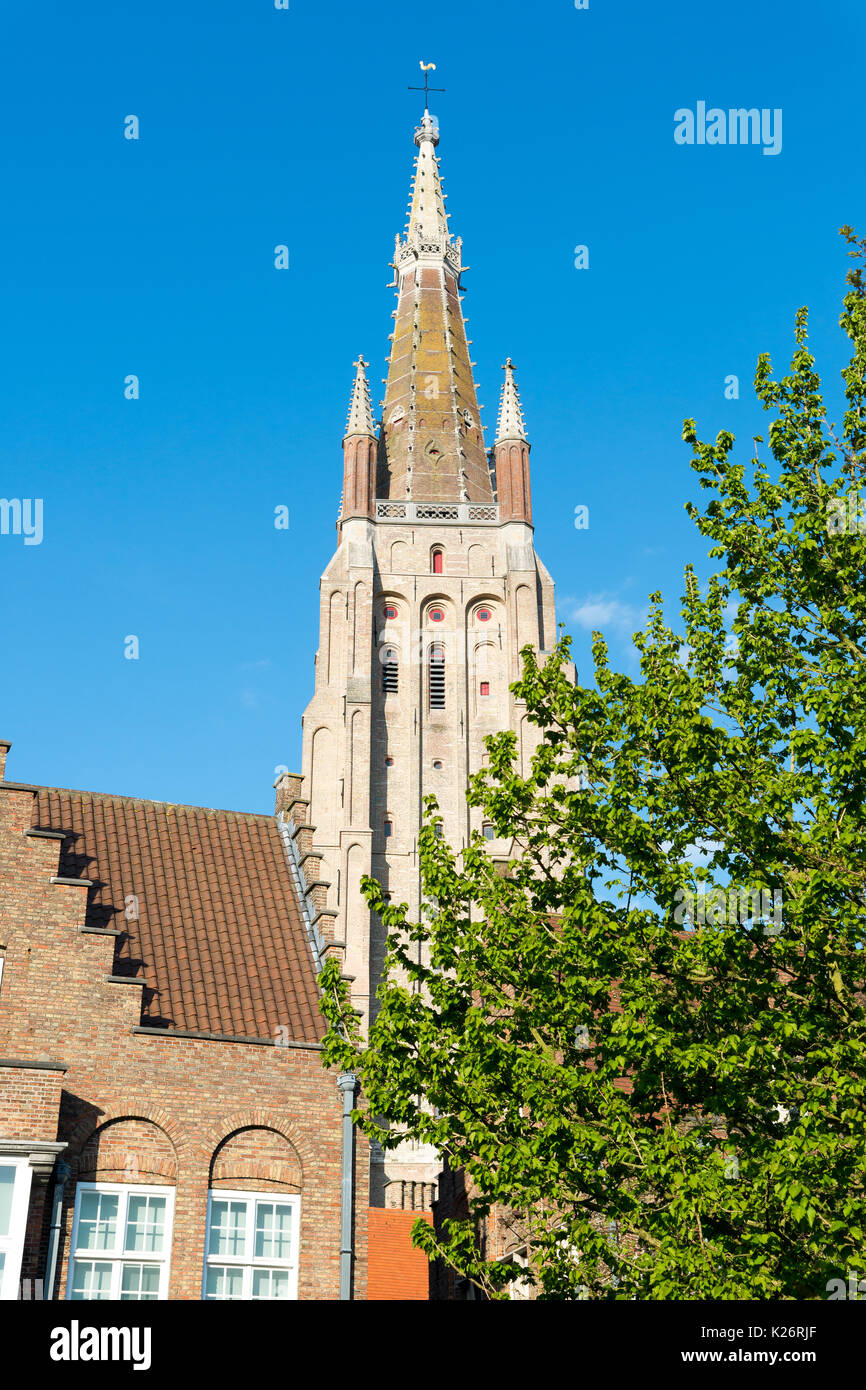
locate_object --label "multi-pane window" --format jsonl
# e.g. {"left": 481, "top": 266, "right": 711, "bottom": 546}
{"left": 203, "top": 1191, "right": 299, "bottom": 1301}
{"left": 0, "top": 1158, "right": 34, "bottom": 1301}
{"left": 429, "top": 644, "right": 445, "bottom": 709}
{"left": 479, "top": 681, "right": 490, "bottom": 697}
{"left": 482, "top": 823, "right": 496, "bottom": 841}
{"left": 67, "top": 1184, "right": 174, "bottom": 1300}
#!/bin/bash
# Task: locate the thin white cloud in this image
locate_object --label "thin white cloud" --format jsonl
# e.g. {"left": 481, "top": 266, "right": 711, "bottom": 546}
{"left": 683, "top": 839, "right": 723, "bottom": 866}
{"left": 563, "top": 592, "right": 649, "bottom": 637}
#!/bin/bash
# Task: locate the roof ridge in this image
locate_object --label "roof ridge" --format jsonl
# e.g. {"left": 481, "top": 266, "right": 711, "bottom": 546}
{"left": 33, "top": 784, "right": 273, "bottom": 820}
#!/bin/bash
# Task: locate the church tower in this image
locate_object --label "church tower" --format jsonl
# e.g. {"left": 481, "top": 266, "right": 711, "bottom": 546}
{"left": 299, "top": 103, "right": 558, "bottom": 1209}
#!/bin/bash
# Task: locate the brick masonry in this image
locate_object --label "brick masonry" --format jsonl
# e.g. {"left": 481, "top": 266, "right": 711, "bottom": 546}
{"left": 0, "top": 774, "right": 369, "bottom": 1301}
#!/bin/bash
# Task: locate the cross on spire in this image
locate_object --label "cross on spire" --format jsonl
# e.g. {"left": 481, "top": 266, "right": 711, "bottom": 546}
{"left": 408, "top": 60, "right": 445, "bottom": 112}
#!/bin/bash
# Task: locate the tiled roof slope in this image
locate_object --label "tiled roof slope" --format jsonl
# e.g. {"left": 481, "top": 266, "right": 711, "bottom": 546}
{"left": 31, "top": 788, "right": 324, "bottom": 1044}
{"left": 367, "top": 1210, "right": 432, "bottom": 1300}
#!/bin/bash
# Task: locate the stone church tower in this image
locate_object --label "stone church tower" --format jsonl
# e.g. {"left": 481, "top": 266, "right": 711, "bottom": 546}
{"left": 299, "top": 106, "right": 559, "bottom": 1208}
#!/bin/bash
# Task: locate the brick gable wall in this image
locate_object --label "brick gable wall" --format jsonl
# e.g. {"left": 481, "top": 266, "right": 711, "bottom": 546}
{"left": 0, "top": 780, "right": 368, "bottom": 1300}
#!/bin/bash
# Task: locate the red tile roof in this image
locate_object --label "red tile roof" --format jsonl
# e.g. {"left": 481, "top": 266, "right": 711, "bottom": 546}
{"left": 367, "top": 1209, "right": 432, "bottom": 1300}
{"left": 31, "top": 788, "right": 324, "bottom": 1045}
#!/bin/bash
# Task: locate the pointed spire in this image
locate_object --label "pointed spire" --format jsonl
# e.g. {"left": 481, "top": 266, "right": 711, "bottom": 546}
{"left": 495, "top": 358, "right": 529, "bottom": 445}
{"left": 344, "top": 355, "right": 376, "bottom": 439}
{"left": 407, "top": 113, "right": 449, "bottom": 244}
{"left": 379, "top": 115, "right": 491, "bottom": 505}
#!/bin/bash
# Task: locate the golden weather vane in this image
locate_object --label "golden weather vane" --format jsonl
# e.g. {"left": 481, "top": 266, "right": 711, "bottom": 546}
{"left": 408, "top": 60, "right": 445, "bottom": 112}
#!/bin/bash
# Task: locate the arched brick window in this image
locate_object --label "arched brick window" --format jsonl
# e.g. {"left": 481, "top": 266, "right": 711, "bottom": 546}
{"left": 67, "top": 1119, "right": 179, "bottom": 1301}
{"left": 204, "top": 1128, "right": 303, "bottom": 1301}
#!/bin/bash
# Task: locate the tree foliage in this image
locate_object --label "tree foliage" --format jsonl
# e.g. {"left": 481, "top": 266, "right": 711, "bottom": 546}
{"left": 320, "top": 232, "right": 866, "bottom": 1299}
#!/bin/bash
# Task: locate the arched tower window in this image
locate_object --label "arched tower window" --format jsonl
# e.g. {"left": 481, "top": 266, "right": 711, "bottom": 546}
{"left": 431, "top": 547, "right": 443, "bottom": 575}
{"left": 429, "top": 643, "right": 445, "bottom": 710}
{"left": 382, "top": 646, "right": 399, "bottom": 694}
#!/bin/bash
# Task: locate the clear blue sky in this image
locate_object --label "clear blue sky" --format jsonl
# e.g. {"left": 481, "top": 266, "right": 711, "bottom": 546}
{"left": 1, "top": 0, "right": 863, "bottom": 812}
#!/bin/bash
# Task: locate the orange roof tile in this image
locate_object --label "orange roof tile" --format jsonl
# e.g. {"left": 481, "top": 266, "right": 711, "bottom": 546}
{"left": 31, "top": 787, "right": 323, "bottom": 1045}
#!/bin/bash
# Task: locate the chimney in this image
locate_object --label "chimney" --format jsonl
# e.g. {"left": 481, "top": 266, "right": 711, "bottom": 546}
{"left": 0, "top": 740, "right": 11, "bottom": 781}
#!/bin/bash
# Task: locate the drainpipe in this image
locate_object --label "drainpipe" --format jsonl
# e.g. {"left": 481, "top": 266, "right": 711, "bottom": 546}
{"left": 44, "top": 1159, "right": 71, "bottom": 1300}
{"left": 337, "top": 1072, "right": 359, "bottom": 1300}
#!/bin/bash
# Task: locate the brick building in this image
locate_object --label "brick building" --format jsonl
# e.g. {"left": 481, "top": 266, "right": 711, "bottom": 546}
{"left": 0, "top": 742, "right": 368, "bottom": 1301}
{"left": 0, "top": 98, "right": 559, "bottom": 1301}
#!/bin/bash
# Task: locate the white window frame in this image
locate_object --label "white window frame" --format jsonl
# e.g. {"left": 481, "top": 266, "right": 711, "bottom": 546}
{"left": 508, "top": 1246, "right": 532, "bottom": 1301}
{"left": 0, "top": 1157, "right": 34, "bottom": 1301}
{"left": 202, "top": 1189, "right": 300, "bottom": 1301}
{"left": 66, "top": 1182, "right": 175, "bottom": 1301}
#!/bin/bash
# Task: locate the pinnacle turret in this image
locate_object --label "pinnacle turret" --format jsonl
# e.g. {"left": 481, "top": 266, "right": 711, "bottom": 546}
{"left": 344, "top": 355, "right": 376, "bottom": 439}
{"left": 495, "top": 358, "right": 529, "bottom": 445}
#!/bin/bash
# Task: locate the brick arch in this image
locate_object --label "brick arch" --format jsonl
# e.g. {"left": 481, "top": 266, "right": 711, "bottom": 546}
{"left": 206, "top": 1110, "right": 314, "bottom": 1181}
{"left": 64, "top": 1099, "right": 188, "bottom": 1161}
{"left": 463, "top": 592, "right": 502, "bottom": 620}
{"left": 209, "top": 1126, "right": 303, "bottom": 1194}
{"left": 377, "top": 587, "right": 410, "bottom": 610}
{"left": 471, "top": 639, "right": 497, "bottom": 679}
{"left": 71, "top": 1115, "right": 180, "bottom": 1185}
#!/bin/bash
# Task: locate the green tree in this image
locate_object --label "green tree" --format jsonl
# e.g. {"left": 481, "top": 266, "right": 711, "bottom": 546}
{"left": 320, "top": 232, "right": 866, "bottom": 1300}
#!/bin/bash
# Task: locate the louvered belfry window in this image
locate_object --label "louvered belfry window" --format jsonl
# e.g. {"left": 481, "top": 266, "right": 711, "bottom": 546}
{"left": 382, "top": 647, "right": 399, "bottom": 694}
{"left": 429, "top": 643, "right": 445, "bottom": 709}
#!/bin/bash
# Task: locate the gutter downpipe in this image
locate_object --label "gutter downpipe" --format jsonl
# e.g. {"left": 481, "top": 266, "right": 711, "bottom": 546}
{"left": 337, "top": 1072, "right": 359, "bottom": 1300}
{"left": 44, "top": 1159, "right": 71, "bottom": 1299}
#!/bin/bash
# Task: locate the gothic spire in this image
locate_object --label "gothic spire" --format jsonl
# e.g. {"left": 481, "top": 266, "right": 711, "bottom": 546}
{"left": 495, "top": 358, "right": 529, "bottom": 445}
{"left": 407, "top": 112, "right": 449, "bottom": 244}
{"left": 378, "top": 113, "right": 492, "bottom": 505}
{"left": 344, "top": 354, "right": 376, "bottom": 439}
{"left": 340, "top": 355, "right": 377, "bottom": 523}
